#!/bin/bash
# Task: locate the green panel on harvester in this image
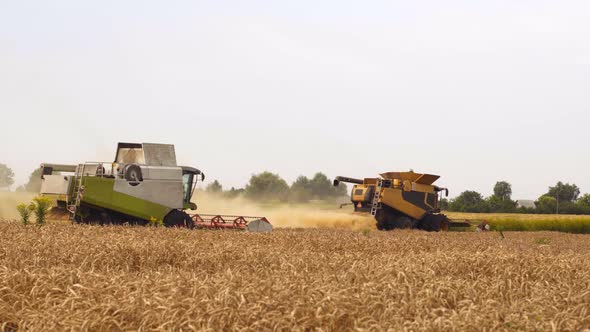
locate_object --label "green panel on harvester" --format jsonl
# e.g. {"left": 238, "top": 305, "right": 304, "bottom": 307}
{"left": 81, "top": 177, "right": 171, "bottom": 221}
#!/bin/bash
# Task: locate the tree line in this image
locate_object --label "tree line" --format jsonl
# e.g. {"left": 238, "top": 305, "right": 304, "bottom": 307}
{"left": 443, "top": 181, "right": 590, "bottom": 215}
{"left": 4, "top": 163, "right": 590, "bottom": 214}
{"left": 204, "top": 171, "right": 348, "bottom": 203}
{"left": 0, "top": 164, "right": 41, "bottom": 192}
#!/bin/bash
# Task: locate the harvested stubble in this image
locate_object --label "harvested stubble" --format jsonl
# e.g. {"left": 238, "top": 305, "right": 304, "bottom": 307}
{"left": 1, "top": 222, "right": 590, "bottom": 331}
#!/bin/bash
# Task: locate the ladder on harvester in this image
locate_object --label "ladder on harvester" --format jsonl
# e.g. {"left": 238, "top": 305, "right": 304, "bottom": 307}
{"left": 370, "top": 179, "right": 383, "bottom": 216}
{"left": 67, "top": 164, "right": 85, "bottom": 221}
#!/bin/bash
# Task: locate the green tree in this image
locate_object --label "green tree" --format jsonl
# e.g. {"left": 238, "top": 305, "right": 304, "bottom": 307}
{"left": 487, "top": 195, "right": 516, "bottom": 213}
{"left": 224, "top": 187, "right": 245, "bottom": 199}
{"left": 575, "top": 194, "right": 590, "bottom": 214}
{"left": 332, "top": 181, "right": 348, "bottom": 197}
{"left": 0, "top": 163, "right": 15, "bottom": 188}
{"left": 245, "top": 172, "right": 289, "bottom": 202}
{"left": 577, "top": 193, "right": 590, "bottom": 207}
{"left": 547, "top": 182, "right": 580, "bottom": 203}
{"left": 558, "top": 201, "right": 582, "bottom": 215}
{"left": 448, "top": 191, "right": 488, "bottom": 212}
{"left": 493, "top": 181, "right": 512, "bottom": 201}
{"left": 535, "top": 195, "right": 557, "bottom": 214}
{"left": 206, "top": 180, "right": 223, "bottom": 193}
{"left": 439, "top": 198, "right": 449, "bottom": 211}
{"left": 309, "top": 173, "right": 332, "bottom": 198}
{"left": 288, "top": 174, "right": 348, "bottom": 203}
{"left": 17, "top": 168, "right": 43, "bottom": 192}
{"left": 289, "top": 175, "right": 311, "bottom": 203}
{"left": 487, "top": 181, "right": 517, "bottom": 212}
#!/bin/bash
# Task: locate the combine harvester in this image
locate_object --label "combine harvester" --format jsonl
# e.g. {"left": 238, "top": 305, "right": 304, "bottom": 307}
{"left": 39, "top": 142, "right": 272, "bottom": 232}
{"left": 334, "top": 171, "right": 470, "bottom": 231}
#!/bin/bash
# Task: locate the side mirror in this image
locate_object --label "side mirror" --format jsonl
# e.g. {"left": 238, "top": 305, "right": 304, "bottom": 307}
{"left": 333, "top": 180, "right": 340, "bottom": 187}
{"left": 201, "top": 173, "right": 205, "bottom": 181}
{"left": 445, "top": 189, "right": 449, "bottom": 197}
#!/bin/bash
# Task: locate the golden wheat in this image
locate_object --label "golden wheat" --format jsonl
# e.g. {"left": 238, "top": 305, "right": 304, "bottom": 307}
{"left": 447, "top": 212, "right": 590, "bottom": 233}
{"left": 1, "top": 221, "right": 590, "bottom": 331}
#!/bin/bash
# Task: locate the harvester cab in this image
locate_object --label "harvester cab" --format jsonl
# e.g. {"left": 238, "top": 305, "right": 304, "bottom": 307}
{"left": 334, "top": 171, "right": 457, "bottom": 231}
{"left": 39, "top": 142, "right": 272, "bottom": 232}
{"left": 111, "top": 143, "right": 204, "bottom": 211}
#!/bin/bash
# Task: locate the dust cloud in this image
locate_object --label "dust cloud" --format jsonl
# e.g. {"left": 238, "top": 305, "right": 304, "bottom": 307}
{"left": 0, "top": 192, "right": 35, "bottom": 219}
{"left": 0, "top": 191, "right": 375, "bottom": 230}
{"left": 191, "top": 192, "right": 376, "bottom": 231}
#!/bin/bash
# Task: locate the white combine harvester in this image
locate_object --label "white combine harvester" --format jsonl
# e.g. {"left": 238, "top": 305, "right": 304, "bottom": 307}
{"left": 39, "top": 142, "right": 272, "bottom": 232}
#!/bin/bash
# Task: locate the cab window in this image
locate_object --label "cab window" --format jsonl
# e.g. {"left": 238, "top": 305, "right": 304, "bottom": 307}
{"left": 182, "top": 173, "right": 195, "bottom": 203}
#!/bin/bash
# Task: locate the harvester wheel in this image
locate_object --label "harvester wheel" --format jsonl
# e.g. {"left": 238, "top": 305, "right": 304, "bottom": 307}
{"left": 375, "top": 209, "right": 391, "bottom": 230}
{"left": 164, "top": 210, "right": 194, "bottom": 228}
{"left": 185, "top": 215, "right": 195, "bottom": 229}
{"left": 375, "top": 208, "right": 416, "bottom": 230}
{"left": 394, "top": 216, "right": 417, "bottom": 229}
{"left": 440, "top": 215, "right": 450, "bottom": 231}
{"left": 100, "top": 212, "right": 113, "bottom": 225}
{"left": 419, "top": 214, "right": 449, "bottom": 232}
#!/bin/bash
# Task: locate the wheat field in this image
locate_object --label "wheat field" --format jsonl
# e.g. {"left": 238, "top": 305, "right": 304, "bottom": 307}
{"left": 446, "top": 212, "right": 590, "bottom": 233}
{"left": 1, "top": 221, "right": 589, "bottom": 331}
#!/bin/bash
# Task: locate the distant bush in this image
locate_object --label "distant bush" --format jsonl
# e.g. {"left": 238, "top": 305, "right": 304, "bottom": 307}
{"left": 447, "top": 180, "right": 590, "bottom": 216}
{"left": 16, "top": 168, "right": 43, "bottom": 192}
{"left": 534, "top": 196, "right": 557, "bottom": 214}
{"left": 448, "top": 191, "right": 489, "bottom": 213}
{"left": 288, "top": 173, "right": 348, "bottom": 203}
{"left": 206, "top": 180, "right": 223, "bottom": 194}
{"left": 0, "top": 163, "right": 15, "bottom": 188}
{"left": 487, "top": 195, "right": 517, "bottom": 213}
{"left": 245, "top": 172, "right": 290, "bottom": 202}
{"left": 212, "top": 171, "right": 348, "bottom": 203}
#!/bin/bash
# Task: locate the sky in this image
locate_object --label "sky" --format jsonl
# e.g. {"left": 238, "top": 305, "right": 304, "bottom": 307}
{"left": 0, "top": 0, "right": 589, "bottom": 199}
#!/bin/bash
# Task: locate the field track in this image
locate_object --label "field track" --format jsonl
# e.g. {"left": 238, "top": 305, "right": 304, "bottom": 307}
{"left": 1, "top": 222, "right": 590, "bottom": 331}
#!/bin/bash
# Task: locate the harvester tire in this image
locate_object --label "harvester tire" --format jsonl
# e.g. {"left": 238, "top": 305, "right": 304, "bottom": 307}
{"left": 440, "top": 214, "right": 450, "bottom": 231}
{"left": 375, "top": 209, "right": 391, "bottom": 230}
{"left": 100, "top": 212, "right": 113, "bottom": 225}
{"left": 164, "top": 210, "right": 194, "bottom": 228}
{"left": 419, "top": 214, "right": 449, "bottom": 232}
{"left": 185, "top": 215, "right": 195, "bottom": 229}
{"left": 376, "top": 207, "right": 417, "bottom": 230}
{"left": 394, "top": 216, "right": 417, "bottom": 229}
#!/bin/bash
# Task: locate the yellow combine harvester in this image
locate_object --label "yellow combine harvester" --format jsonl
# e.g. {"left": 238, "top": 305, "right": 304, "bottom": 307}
{"left": 334, "top": 171, "right": 467, "bottom": 231}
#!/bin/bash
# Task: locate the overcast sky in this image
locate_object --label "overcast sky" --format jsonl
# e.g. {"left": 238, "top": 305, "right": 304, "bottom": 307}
{"left": 1, "top": 0, "right": 588, "bottom": 199}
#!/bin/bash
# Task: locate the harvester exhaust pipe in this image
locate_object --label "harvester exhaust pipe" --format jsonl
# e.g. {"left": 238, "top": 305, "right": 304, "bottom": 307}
{"left": 333, "top": 176, "right": 363, "bottom": 186}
